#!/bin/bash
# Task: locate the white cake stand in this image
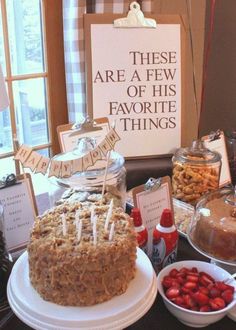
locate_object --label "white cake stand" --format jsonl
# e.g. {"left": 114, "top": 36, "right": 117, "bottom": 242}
{"left": 7, "top": 248, "right": 157, "bottom": 330}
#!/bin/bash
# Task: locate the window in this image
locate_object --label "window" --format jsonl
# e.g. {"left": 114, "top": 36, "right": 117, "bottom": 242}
{"left": 0, "top": 0, "right": 68, "bottom": 193}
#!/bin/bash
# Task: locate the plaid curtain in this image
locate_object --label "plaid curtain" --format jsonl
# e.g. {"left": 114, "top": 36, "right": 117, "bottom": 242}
{"left": 63, "top": 0, "right": 154, "bottom": 123}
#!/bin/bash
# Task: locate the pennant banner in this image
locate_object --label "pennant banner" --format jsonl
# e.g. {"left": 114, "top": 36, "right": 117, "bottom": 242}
{"left": 14, "top": 128, "right": 121, "bottom": 178}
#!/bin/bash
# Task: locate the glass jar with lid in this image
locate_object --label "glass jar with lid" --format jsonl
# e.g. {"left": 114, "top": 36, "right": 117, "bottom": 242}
{"left": 188, "top": 186, "right": 236, "bottom": 265}
{"left": 172, "top": 140, "right": 222, "bottom": 205}
{"left": 48, "top": 137, "right": 126, "bottom": 209}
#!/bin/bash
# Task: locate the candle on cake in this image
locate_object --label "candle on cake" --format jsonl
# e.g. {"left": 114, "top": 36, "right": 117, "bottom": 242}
{"left": 104, "top": 199, "right": 113, "bottom": 231}
{"left": 93, "top": 216, "right": 97, "bottom": 245}
{"left": 109, "top": 222, "right": 115, "bottom": 241}
{"left": 77, "top": 219, "right": 82, "bottom": 242}
{"left": 61, "top": 213, "right": 67, "bottom": 236}
{"left": 90, "top": 205, "right": 95, "bottom": 223}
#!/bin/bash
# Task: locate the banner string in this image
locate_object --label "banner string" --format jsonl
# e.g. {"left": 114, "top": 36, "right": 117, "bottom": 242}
{"left": 198, "top": 0, "right": 216, "bottom": 137}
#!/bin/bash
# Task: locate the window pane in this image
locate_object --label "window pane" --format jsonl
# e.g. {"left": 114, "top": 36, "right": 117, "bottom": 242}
{"left": 0, "top": 108, "right": 13, "bottom": 155}
{"left": 0, "top": 156, "right": 15, "bottom": 178}
{"left": 0, "top": 6, "right": 6, "bottom": 74}
{"left": 6, "top": 0, "right": 44, "bottom": 75}
{"left": 12, "top": 78, "right": 49, "bottom": 146}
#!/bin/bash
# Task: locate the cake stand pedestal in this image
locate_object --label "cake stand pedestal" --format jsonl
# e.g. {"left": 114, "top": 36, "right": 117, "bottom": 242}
{"left": 7, "top": 248, "right": 157, "bottom": 330}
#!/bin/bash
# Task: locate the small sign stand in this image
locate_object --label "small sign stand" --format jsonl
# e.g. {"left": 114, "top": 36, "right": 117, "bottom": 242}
{"left": 132, "top": 176, "right": 173, "bottom": 257}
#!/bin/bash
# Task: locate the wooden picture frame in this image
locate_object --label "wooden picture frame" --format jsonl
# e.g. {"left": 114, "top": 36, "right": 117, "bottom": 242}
{"left": 84, "top": 13, "right": 187, "bottom": 158}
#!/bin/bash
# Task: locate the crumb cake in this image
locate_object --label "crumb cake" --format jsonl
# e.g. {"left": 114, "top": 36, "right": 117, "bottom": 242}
{"left": 192, "top": 197, "right": 236, "bottom": 261}
{"left": 27, "top": 202, "right": 137, "bottom": 306}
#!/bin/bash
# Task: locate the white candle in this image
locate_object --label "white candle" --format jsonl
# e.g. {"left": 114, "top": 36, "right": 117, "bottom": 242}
{"left": 90, "top": 205, "right": 95, "bottom": 223}
{"left": 104, "top": 199, "right": 113, "bottom": 231}
{"left": 61, "top": 214, "right": 67, "bottom": 236}
{"left": 77, "top": 219, "right": 82, "bottom": 242}
{"left": 109, "top": 222, "right": 115, "bottom": 241}
{"left": 93, "top": 216, "right": 97, "bottom": 245}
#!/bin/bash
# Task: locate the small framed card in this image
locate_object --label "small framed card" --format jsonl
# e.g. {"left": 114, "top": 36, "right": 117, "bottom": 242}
{"left": 132, "top": 176, "right": 173, "bottom": 257}
{"left": 203, "top": 130, "right": 231, "bottom": 187}
{"left": 0, "top": 173, "right": 37, "bottom": 258}
{"left": 57, "top": 117, "right": 110, "bottom": 153}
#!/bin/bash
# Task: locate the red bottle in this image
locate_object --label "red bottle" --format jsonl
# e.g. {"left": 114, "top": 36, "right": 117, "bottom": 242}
{"left": 131, "top": 208, "right": 148, "bottom": 254}
{"left": 152, "top": 208, "right": 178, "bottom": 274}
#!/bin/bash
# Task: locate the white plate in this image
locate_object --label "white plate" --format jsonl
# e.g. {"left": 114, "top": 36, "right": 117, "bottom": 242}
{"left": 7, "top": 248, "right": 157, "bottom": 330}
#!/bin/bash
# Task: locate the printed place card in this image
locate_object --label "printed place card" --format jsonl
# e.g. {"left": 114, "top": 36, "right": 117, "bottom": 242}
{"left": 203, "top": 131, "right": 231, "bottom": 187}
{"left": 57, "top": 117, "right": 110, "bottom": 153}
{"left": 0, "top": 174, "right": 37, "bottom": 257}
{"left": 132, "top": 176, "right": 173, "bottom": 257}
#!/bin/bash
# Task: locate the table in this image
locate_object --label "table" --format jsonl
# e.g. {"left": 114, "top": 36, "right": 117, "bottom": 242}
{"left": 1, "top": 237, "right": 235, "bottom": 330}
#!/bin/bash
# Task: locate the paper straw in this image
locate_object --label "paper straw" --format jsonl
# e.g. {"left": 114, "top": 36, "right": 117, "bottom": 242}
{"left": 109, "top": 222, "right": 115, "bottom": 241}
{"left": 101, "top": 151, "right": 111, "bottom": 203}
{"left": 104, "top": 199, "right": 113, "bottom": 231}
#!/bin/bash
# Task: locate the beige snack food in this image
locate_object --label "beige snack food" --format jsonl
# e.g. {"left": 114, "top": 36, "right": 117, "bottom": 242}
{"left": 28, "top": 202, "right": 137, "bottom": 306}
{"left": 172, "top": 162, "right": 219, "bottom": 204}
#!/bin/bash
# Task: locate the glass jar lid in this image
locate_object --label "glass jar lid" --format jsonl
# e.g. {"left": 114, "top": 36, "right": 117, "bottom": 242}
{"left": 50, "top": 136, "right": 124, "bottom": 187}
{"left": 174, "top": 140, "right": 221, "bottom": 165}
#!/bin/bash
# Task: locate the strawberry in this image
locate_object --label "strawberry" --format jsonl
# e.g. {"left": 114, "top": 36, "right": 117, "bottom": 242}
{"left": 166, "top": 287, "right": 180, "bottom": 299}
{"left": 169, "top": 268, "right": 179, "bottom": 278}
{"left": 199, "top": 286, "right": 209, "bottom": 296}
{"left": 171, "top": 296, "right": 185, "bottom": 306}
{"left": 179, "top": 267, "right": 188, "bottom": 274}
{"left": 221, "top": 289, "right": 234, "bottom": 304}
{"left": 209, "top": 297, "right": 226, "bottom": 311}
{"left": 183, "top": 294, "right": 197, "bottom": 308}
{"left": 183, "top": 281, "right": 197, "bottom": 290}
{"left": 191, "top": 267, "right": 198, "bottom": 273}
{"left": 215, "top": 281, "right": 235, "bottom": 293}
{"left": 181, "top": 286, "right": 191, "bottom": 294}
{"left": 192, "top": 292, "right": 209, "bottom": 306}
{"left": 209, "top": 287, "right": 221, "bottom": 298}
{"left": 186, "top": 275, "right": 199, "bottom": 283}
{"left": 199, "top": 272, "right": 214, "bottom": 282}
{"left": 199, "top": 274, "right": 214, "bottom": 287}
{"left": 162, "top": 276, "right": 173, "bottom": 288}
{"left": 200, "top": 305, "right": 211, "bottom": 312}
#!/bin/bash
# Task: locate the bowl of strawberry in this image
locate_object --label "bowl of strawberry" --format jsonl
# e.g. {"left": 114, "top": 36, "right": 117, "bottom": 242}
{"left": 157, "top": 260, "right": 236, "bottom": 327}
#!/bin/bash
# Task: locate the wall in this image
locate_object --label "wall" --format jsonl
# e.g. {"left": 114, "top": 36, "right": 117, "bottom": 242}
{"left": 199, "top": 0, "right": 236, "bottom": 136}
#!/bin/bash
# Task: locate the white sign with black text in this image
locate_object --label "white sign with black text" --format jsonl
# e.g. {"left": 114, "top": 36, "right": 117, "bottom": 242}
{"left": 90, "top": 24, "right": 181, "bottom": 157}
{"left": 0, "top": 176, "right": 36, "bottom": 256}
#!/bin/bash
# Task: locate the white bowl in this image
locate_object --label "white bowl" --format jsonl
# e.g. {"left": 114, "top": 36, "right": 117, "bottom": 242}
{"left": 157, "top": 260, "right": 236, "bottom": 328}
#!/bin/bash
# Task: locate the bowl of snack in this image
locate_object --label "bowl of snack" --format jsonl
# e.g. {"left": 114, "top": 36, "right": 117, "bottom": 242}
{"left": 157, "top": 260, "right": 236, "bottom": 327}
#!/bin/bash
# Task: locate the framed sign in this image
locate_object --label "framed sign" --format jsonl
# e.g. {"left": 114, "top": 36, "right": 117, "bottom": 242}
{"left": 132, "top": 176, "right": 173, "bottom": 257}
{"left": 57, "top": 117, "right": 110, "bottom": 153}
{"left": 85, "top": 12, "right": 186, "bottom": 158}
{"left": 0, "top": 174, "right": 37, "bottom": 257}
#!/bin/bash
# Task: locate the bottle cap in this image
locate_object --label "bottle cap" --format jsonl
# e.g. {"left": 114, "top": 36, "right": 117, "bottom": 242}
{"left": 160, "top": 208, "right": 173, "bottom": 227}
{"left": 131, "top": 208, "right": 142, "bottom": 227}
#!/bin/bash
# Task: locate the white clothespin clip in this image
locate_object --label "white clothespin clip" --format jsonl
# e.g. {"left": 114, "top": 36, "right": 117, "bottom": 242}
{"left": 114, "top": 1, "right": 156, "bottom": 28}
